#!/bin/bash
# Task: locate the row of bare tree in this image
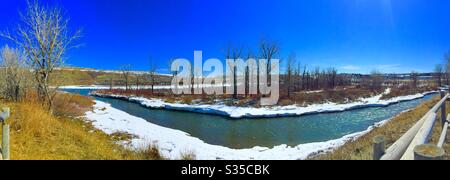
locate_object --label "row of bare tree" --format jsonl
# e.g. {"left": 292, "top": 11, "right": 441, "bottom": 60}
{"left": 222, "top": 41, "right": 350, "bottom": 99}
{"left": 223, "top": 40, "right": 280, "bottom": 98}
{"left": 285, "top": 61, "right": 343, "bottom": 95}
{"left": 118, "top": 59, "right": 158, "bottom": 92}
{"left": 111, "top": 39, "right": 393, "bottom": 99}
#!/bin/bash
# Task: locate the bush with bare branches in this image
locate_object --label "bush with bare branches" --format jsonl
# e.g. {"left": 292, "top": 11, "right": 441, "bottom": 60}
{"left": 1, "top": 0, "right": 82, "bottom": 111}
{"left": 0, "top": 45, "right": 30, "bottom": 102}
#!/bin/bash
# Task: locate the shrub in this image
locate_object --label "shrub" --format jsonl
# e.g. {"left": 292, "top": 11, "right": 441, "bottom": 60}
{"left": 180, "top": 151, "right": 196, "bottom": 160}
{"left": 52, "top": 93, "right": 94, "bottom": 117}
{"left": 137, "top": 143, "right": 165, "bottom": 160}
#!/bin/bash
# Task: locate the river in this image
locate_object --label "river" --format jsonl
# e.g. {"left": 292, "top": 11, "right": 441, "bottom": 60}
{"left": 64, "top": 89, "right": 436, "bottom": 149}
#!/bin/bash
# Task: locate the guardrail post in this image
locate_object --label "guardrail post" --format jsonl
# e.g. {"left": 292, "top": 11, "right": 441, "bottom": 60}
{"left": 440, "top": 91, "right": 447, "bottom": 129}
{"left": 0, "top": 107, "right": 10, "bottom": 160}
{"left": 414, "top": 144, "right": 445, "bottom": 160}
{"left": 372, "top": 135, "right": 386, "bottom": 160}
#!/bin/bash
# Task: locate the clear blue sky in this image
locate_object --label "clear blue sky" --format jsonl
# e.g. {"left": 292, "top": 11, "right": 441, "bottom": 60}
{"left": 1, "top": 0, "right": 449, "bottom": 74}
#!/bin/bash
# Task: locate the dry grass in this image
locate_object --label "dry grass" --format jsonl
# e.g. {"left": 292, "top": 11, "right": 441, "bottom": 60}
{"left": 313, "top": 96, "right": 450, "bottom": 160}
{"left": 0, "top": 93, "right": 166, "bottom": 160}
{"left": 180, "top": 151, "right": 197, "bottom": 160}
{"left": 134, "top": 143, "right": 165, "bottom": 160}
{"left": 52, "top": 93, "right": 95, "bottom": 117}
{"left": 50, "top": 69, "right": 172, "bottom": 86}
{"left": 50, "top": 69, "right": 97, "bottom": 86}
{"left": 381, "top": 85, "right": 435, "bottom": 100}
{"left": 110, "top": 131, "right": 137, "bottom": 142}
{"left": 289, "top": 87, "right": 382, "bottom": 106}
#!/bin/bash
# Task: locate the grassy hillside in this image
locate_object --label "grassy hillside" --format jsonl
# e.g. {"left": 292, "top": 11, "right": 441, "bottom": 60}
{"left": 0, "top": 93, "right": 165, "bottom": 160}
{"left": 50, "top": 68, "right": 172, "bottom": 86}
{"left": 313, "top": 96, "right": 450, "bottom": 160}
{"left": 50, "top": 69, "right": 97, "bottom": 86}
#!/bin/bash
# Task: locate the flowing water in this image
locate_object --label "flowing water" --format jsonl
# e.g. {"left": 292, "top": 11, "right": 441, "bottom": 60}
{"left": 65, "top": 89, "right": 436, "bottom": 149}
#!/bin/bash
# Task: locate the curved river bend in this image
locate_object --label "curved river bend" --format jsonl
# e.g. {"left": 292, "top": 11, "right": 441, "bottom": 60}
{"left": 65, "top": 89, "right": 435, "bottom": 149}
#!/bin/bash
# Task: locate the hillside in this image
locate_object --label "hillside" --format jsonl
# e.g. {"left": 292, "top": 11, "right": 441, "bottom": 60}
{"left": 50, "top": 68, "right": 172, "bottom": 86}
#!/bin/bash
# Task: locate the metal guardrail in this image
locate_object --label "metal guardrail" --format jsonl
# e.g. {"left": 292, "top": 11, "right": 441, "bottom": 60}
{"left": 373, "top": 91, "right": 449, "bottom": 160}
{"left": 0, "top": 107, "right": 10, "bottom": 160}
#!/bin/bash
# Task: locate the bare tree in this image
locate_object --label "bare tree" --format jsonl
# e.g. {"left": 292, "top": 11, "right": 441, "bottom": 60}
{"left": 226, "top": 44, "right": 243, "bottom": 99}
{"left": 302, "top": 65, "right": 307, "bottom": 90}
{"left": 0, "top": 45, "right": 29, "bottom": 102}
{"left": 135, "top": 74, "right": 140, "bottom": 91}
{"left": 149, "top": 56, "right": 158, "bottom": 94}
{"left": 120, "top": 64, "right": 132, "bottom": 91}
{"left": 296, "top": 61, "right": 303, "bottom": 91}
{"left": 434, "top": 64, "right": 443, "bottom": 87}
{"left": 259, "top": 39, "right": 280, "bottom": 85}
{"left": 410, "top": 71, "right": 419, "bottom": 89}
{"left": 109, "top": 76, "right": 114, "bottom": 91}
{"left": 245, "top": 49, "right": 254, "bottom": 97}
{"left": 327, "top": 67, "right": 338, "bottom": 89}
{"left": 370, "top": 70, "right": 384, "bottom": 90}
{"left": 313, "top": 67, "right": 320, "bottom": 89}
{"left": 445, "top": 52, "right": 450, "bottom": 86}
{"left": 1, "top": 1, "right": 82, "bottom": 111}
{"left": 286, "top": 53, "right": 296, "bottom": 97}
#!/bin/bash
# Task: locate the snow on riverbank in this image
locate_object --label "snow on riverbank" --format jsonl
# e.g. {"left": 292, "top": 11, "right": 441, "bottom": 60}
{"left": 60, "top": 84, "right": 232, "bottom": 90}
{"left": 91, "top": 89, "right": 438, "bottom": 119}
{"left": 85, "top": 100, "right": 389, "bottom": 160}
{"left": 60, "top": 85, "right": 173, "bottom": 90}
{"left": 82, "top": 88, "right": 435, "bottom": 160}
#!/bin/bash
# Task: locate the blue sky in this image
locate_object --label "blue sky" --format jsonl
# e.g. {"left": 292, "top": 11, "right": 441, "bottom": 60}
{"left": 0, "top": 0, "right": 449, "bottom": 74}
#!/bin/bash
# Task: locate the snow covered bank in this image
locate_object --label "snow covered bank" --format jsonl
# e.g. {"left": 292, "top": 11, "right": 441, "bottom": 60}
{"left": 85, "top": 100, "right": 393, "bottom": 160}
{"left": 60, "top": 84, "right": 232, "bottom": 90}
{"left": 60, "top": 85, "right": 173, "bottom": 90}
{"left": 90, "top": 89, "right": 438, "bottom": 119}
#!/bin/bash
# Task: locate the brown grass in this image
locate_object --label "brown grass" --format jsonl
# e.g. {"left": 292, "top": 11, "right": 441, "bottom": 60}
{"left": 313, "top": 96, "right": 450, "bottom": 160}
{"left": 289, "top": 87, "right": 382, "bottom": 106}
{"left": 180, "top": 151, "right": 197, "bottom": 160}
{"left": 50, "top": 69, "right": 96, "bottom": 86}
{"left": 0, "top": 93, "right": 166, "bottom": 160}
{"left": 134, "top": 143, "right": 165, "bottom": 160}
{"left": 110, "top": 131, "right": 137, "bottom": 142}
{"left": 381, "top": 85, "right": 435, "bottom": 100}
{"left": 52, "top": 93, "right": 95, "bottom": 117}
{"left": 50, "top": 68, "right": 172, "bottom": 86}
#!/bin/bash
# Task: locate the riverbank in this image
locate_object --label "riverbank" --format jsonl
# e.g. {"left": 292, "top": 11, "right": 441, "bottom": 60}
{"left": 60, "top": 85, "right": 173, "bottom": 90}
{"left": 84, "top": 100, "right": 388, "bottom": 160}
{"left": 89, "top": 89, "right": 438, "bottom": 119}
{"left": 313, "top": 96, "right": 450, "bottom": 160}
{"left": 81, "top": 93, "right": 447, "bottom": 160}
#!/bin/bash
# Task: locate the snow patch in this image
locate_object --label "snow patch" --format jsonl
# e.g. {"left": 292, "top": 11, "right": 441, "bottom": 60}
{"left": 60, "top": 85, "right": 173, "bottom": 90}
{"left": 91, "top": 89, "right": 437, "bottom": 119}
{"left": 61, "top": 84, "right": 232, "bottom": 91}
{"left": 85, "top": 100, "right": 392, "bottom": 160}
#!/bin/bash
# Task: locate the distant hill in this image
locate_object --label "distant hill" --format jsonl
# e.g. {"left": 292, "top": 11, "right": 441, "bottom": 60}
{"left": 51, "top": 67, "right": 172, "bottom": 86}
